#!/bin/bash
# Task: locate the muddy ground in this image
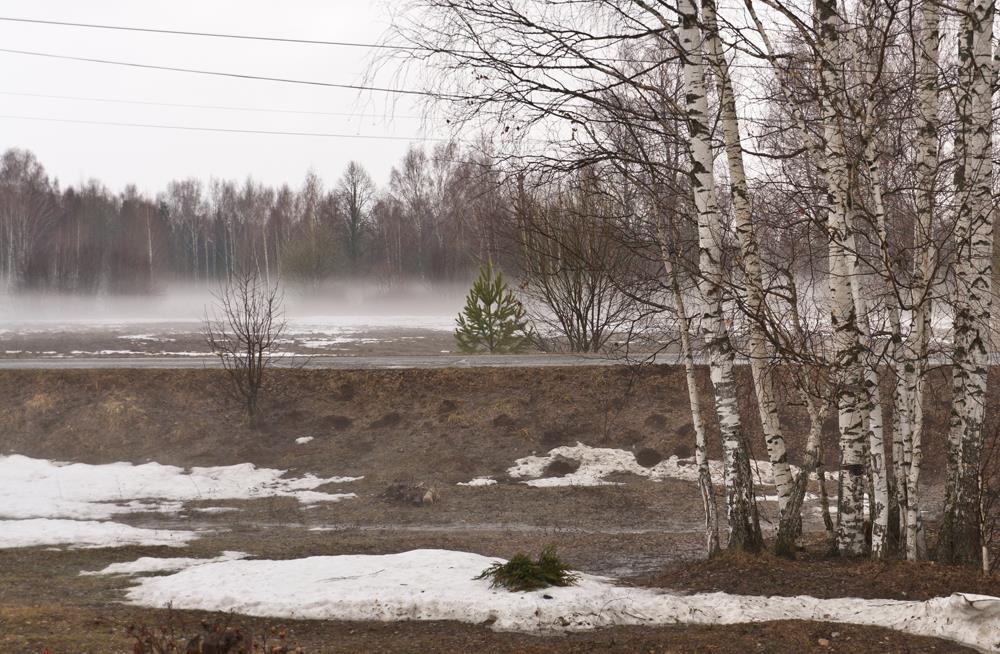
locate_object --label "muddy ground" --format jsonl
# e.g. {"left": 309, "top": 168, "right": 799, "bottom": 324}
{"left": 0, "top": 366, "right": 996, "bottom": 653}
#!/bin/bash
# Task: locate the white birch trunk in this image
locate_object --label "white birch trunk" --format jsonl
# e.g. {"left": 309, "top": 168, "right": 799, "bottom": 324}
{"left": 814, "top": 0, "right": 868, "bottom": 557}
{"left": 701, "top": 0, "right": 795, "bottom": 520}
{"left": 678, "top": 0, "right": 761, "bottom": 551}
{"left": 942, "top": 0, "right": 995, "bottom": 565}
{"left": 661, "top": 231, "right": 721, "bottom": 557}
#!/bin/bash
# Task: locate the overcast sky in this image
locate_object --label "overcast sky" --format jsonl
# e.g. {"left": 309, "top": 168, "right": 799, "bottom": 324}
{"left": 0, "top": 1, "right": 436, "bottom": 194}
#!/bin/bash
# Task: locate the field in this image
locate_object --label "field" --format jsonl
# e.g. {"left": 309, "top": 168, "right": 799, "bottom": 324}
{"left": 0, "top": 365, "right": 997, "bottom": 652}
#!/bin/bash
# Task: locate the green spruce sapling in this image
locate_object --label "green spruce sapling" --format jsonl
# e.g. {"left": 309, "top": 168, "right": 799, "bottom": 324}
{"left": 455, "top": 262, "right": 532, "bottom": 353}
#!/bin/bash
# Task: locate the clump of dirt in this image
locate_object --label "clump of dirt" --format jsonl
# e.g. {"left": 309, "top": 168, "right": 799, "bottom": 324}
{"left": 644, "top": 413, "right": 668, "bottom": 430}
{"left": 380, "top": 482, "right": 440, "bottom": 505}
{"left": 370, "top": 412, "right": 402, "bottom": 429}
{"left": 543, "top": 456, "right": 580, "bottom": 478}
{"left": 634, "top": 447, "right": 663, "bottom": 468}
{"left": 541, "top": 426, "right": 573, "bottom": 449}
{"left": 672, "top": 444, "right": 693, "bottom": 459}
{"left": 492, "top": 413, "right": 516, "bottom": 430}
{"left": 332, "top": 383, "right": 356, "bottom": 401}
{"left": 319, "top": 415, "right": 352, "bottom": 430}
{"left": 674, "top": 423, "right": 694, "bottom": 439}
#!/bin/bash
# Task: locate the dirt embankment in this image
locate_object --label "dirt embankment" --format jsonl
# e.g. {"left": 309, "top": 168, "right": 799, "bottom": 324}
{"left": 0, "top": 365, "right": 995, "bottom": 653}
{"left": 0, "top": 364, "right": 963, "bottom": 483}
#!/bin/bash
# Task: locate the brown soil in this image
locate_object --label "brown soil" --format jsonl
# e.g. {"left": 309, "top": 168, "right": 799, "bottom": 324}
{"left": 633, "top": 545, "right": 1000, "bottom": 601}
{"left": 1, "top": 605, "right": 973, "bottom": 654}
{"left": 0, "top": 366, "right": 992, "bottom": 652}
{"left": 0, "top": 365, "right": 965, "bottom": 481}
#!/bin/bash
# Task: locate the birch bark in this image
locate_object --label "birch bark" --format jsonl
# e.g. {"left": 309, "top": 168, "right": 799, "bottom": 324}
{"left": 941, "top": 0, "right": 995, "bottom": 566}
{"left": 661, "top": 229, "right": 721, "bottom": 557}
{"left": 701, "top": 0, "right": 795, "bottom": 520}
{"left": 678, "top": 0, "right": 761, "bottom": 551}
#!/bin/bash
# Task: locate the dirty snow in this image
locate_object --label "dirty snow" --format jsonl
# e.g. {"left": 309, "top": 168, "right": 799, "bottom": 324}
{"left": 119, "top": 549, "right": 1000, "bottom": 652}
{"left": 508, "top": 443, "right": 801, "bottom": 488}
{"left": 458, "top": 477, "right": 498, "bottom": 487}
{"left": 0, "top": 455, "right": 361, "bottom": 520}
{"left": 0, "top": 455, "right": 361, "bottom": 548}
{"left": 82, "top": 551, "right": 249, "bottom": 576}
{"left": 0, "top": 519, "right": 197, "bottom": 549}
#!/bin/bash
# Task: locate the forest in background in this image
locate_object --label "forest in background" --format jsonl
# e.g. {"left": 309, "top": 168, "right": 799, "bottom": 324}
{"left": 0, "top": 143, "right": 513, "bottom": 293}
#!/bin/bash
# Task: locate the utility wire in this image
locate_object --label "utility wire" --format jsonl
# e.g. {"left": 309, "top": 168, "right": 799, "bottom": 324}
{"left": 0, "top": 15, "right": 415, "bottom": 50}
{"left": 0, "top": 14, "right": 904, "bottom": 74}
{"left": 0, "top": 90, "right": 425, "bottom": 120}
{"left": 0, "top": 114, "right": 457, "bottom": 141}
{"left": 0, "top": 47, "right": 453, "bottom": 98}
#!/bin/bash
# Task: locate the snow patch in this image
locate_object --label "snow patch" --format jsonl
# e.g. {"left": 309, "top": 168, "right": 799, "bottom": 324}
{"left": 0, "top": 455, "right": 361, "bottom": 549}
{"left": 82, "top": 551, "right": 249, "bottom": 576}
{"left": 299, "top": 337, "right": 380, "bottom": 348}
{"left": 119, "top": 549, "right": 1000, "bottom": 652}
{"left": 295, "top": 437, "right": 315, "bottom": 445}
{"left": 508, "top": 443, "right": 800, "bottom": 487}
{"left": 0, "top": 519, "right": 196, "bottom": 549}
{"left": 0, "top": 454, "right": 361, "bottom": 521}
{"left": 458, "top": 477, "right": 498, "bottom": 487}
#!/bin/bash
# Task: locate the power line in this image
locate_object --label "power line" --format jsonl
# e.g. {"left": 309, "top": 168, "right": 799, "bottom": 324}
{"left": 0, "top": 14, "right": 891, "bottom": 73}
{"left": 0, "top": 114, "right": 456, "bottom": 142}
{"left": 0, "top": 15, "right": 414, "bottom": 50}
{"left": 0, "top": 90, "right": 424, "bottom": 120}
{"left": 0, "top": 47, "right": 452, "bottom": 98}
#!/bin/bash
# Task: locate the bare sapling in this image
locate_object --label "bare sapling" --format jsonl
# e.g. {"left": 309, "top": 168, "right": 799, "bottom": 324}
{"left": 204, "top": 268, "right": 287, "bottom": 423}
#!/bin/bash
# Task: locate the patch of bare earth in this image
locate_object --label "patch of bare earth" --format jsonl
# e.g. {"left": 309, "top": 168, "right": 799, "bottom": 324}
{"left": 0, "top": 366, "right": 994, "bottom": 652}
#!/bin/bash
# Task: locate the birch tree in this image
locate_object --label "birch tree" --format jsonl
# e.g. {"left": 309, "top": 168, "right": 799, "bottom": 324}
{"left": 939, "top": 0, "right": 995, "bottom": 567}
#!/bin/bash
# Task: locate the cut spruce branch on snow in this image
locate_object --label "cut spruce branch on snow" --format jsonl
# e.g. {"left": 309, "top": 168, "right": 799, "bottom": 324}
{"left": 504, "top": 443, "right": 802, "bottom": 488}
{"left": 114, "top": 550, "right": 1000, "bottom": 652}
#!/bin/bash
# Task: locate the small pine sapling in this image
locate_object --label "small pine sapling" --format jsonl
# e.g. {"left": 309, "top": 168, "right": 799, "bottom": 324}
{"left": 455, "top": 262, "right": 532, "bottom": 353}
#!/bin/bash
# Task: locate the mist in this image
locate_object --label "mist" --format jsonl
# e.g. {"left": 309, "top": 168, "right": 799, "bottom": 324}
{"left": 0, "top": 279, "right": 468, "bottom": 327}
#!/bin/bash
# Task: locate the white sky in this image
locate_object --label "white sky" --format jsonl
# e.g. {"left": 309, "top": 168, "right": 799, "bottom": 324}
{"left": 0, "top": 1, "right": 435, "bottom": 194}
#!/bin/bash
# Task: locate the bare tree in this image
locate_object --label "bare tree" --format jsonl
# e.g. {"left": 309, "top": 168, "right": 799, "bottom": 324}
{"left": 204, "top": 269, "right": 286, "bottom": 423}
{"left": 517, "top": 173, "right": 645, "bottom": 353}
{"left": 336, "top": 161, "right": 376, "bottom": 275}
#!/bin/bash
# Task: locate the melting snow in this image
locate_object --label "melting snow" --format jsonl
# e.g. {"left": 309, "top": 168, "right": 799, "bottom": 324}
{"left": 295, "top": 436, "right": 315, "bottom": 445}
{"left": 0, "top": 455, "right": 361, "bottom": 548}
{"left": 117, "top": 549, "right": 1000, "bottom": 652}
{"left": 82, "top": 551, "right": 249, "bottom": 576}
{"left": 0, "top": 455, "right": 361, "bottom": 520}
{"left": 0, "top": 519, "right": 196, "bottom": 549}
{"left": 299, "top": 337, "right": 380, "bottom": 348}
{"left": 508, "top": 443, "right": 801, "bottom": 488}
{"left": 458, "top": 477, "right": 498, "bottom": 487}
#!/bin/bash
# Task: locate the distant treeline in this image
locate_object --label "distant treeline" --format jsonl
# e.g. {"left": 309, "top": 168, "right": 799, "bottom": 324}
{"left": 0, "top": 144, "right": 512, "bottom": 293}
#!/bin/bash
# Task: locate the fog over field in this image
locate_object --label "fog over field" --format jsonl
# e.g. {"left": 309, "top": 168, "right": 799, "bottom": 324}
{"left": 0, "top": 281, "right": 467, "bottom": 358}
{"left": 0, "top": 281, "right": 467, "bottom": 327}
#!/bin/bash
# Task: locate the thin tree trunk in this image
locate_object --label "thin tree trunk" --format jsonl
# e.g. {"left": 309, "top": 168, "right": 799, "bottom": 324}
{"left": 702, "top": 0, "right": 795, "bottom": 521}
{"left": 941, "top": 0, "right": 995, "bottom": 566}
{"left": 661, "top": 229, "right": 720, "bottom": 557}
{"left": 679, "top": 0, "right": 761, "bottom": 552}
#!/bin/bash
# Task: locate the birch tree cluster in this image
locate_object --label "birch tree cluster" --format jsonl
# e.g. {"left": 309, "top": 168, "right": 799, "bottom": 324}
{"left": 395, "top": 0, "right": 1000, "bottom": 568}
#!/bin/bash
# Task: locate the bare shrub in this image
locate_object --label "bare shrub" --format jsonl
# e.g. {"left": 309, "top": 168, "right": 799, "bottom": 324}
{"left": 204, "top": 269, "right": 286, "bottom": 423}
